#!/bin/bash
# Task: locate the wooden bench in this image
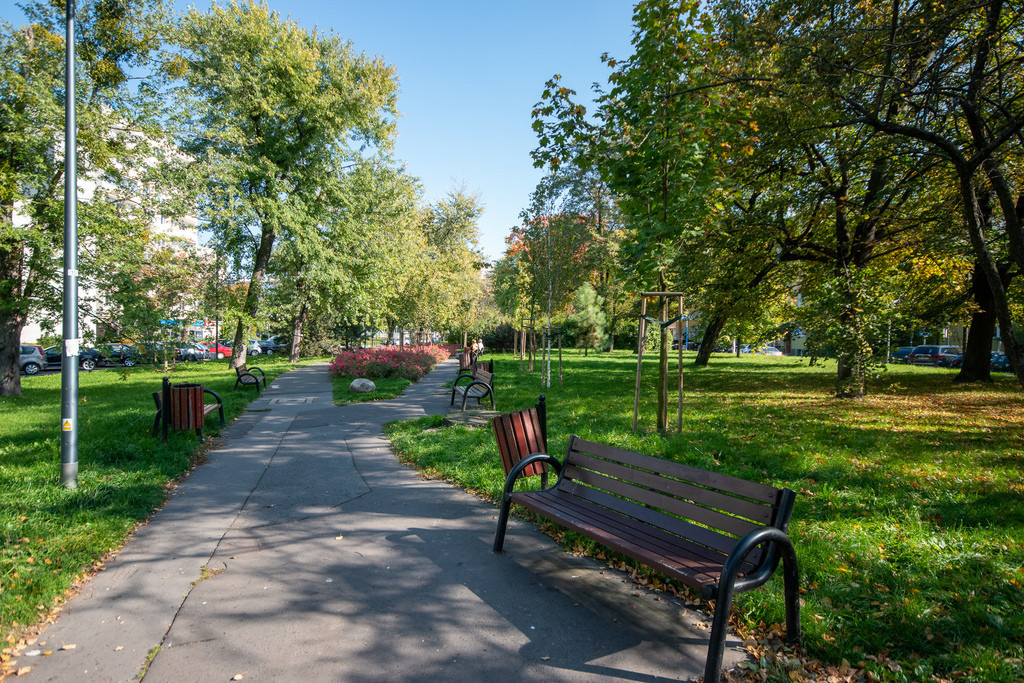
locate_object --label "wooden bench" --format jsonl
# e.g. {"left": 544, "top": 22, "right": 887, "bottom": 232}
{"left": 493, "top": 436, "right": 800, "bottom": 681}
{"left": 491, "top": 395, "right": 550, "bottom": 489}
{"left": 450, "top": 368, "right": 494, "bottom": 410}
{"left": 457, "top": 348, "right": 492, "bottom": 380}
{"left": 152, "top": 383, "right": 224, "bottom": 442}
{"left": 234, "top": 363, "right": 266, "bottom": 393}
{"left": 458, "top": 346, "right": 474, "bottom": 374}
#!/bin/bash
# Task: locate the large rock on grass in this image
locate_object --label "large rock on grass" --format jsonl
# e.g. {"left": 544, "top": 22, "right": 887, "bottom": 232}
{"left": 349, "top": 378, "right": 376, "bottom": 393}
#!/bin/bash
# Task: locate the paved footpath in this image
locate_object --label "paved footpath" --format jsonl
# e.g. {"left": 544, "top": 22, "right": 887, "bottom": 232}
{"left": 20, "top": 358, "right": 743, "bottom": 682}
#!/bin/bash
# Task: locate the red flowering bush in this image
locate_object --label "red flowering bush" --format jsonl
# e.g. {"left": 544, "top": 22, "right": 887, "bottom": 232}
{"left": 328, "top": 344, "right": 455, "bottom": 382}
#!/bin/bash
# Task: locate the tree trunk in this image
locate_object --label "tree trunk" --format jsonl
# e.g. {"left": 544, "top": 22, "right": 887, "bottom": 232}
{"left": 608, "top": 298, "right": 617, "bottom": 353}
{"left": 956, "top": 260, "right": 1003, "bottom": 382}
{"left": 834, "top": 277, "right": 867, "bottom": 399}
{"left": 0, "top": 231, "right": 26, "bottom": 397}
{"left": 230, "top": 222, "right": 275, "bottom": 369}
{"left": 695, "top": 313, "right": 728, "bottom": 367}
{"left": 0, "top": 316, "right": 23, "bottom": 398}
{"left": 958, "top": 172, "right": 1024, "bottom": 387}
{"left": 289, "top": 300, "right": 308, "bottom": 363}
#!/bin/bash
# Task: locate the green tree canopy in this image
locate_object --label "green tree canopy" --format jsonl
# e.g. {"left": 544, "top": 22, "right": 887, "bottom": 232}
{"left": 168, "top": 0, "right": 399, "bottom": 367}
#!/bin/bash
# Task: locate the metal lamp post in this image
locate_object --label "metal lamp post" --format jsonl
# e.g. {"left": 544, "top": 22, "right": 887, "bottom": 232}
{"left": 60, "top": 0, "right": 79, "bottom": 488}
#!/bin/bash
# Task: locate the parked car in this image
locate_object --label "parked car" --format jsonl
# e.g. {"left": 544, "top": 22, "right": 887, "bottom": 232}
{"left": 202, "top": 341, "right": 231, "bottom": 359}
{"left": 43, "top": 345, "right": 106, "bottom": 371}
{"left": 257, "top": 339, "right": 285, "bottom": 354}
{"left": 907, "top": 345, "right": 961, "bottom": 366}
{"left": 100, "top": 343, "right": 139, "bottom": 367}
{"left": 991, "top": 353, "right": 1012, "bottom": 372}
{"left": 177, "top": 343, "right": 210, "bottom": 362}
{"left": 889, "top": 346, "right": 915, "bottom": 363}
{"left": 755, "top": 346, "right": 783, "bottom": 356}
{"left": 19, "top": 344, "right": 45, "bottom": 375}
{"left": 247, "top": 339, "right": 263, "bottom": 355}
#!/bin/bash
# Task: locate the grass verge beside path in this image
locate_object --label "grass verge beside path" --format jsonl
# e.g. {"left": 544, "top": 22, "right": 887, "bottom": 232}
{"left": 331, "top": 375, "right": 411, "bottom": 404}
{"left": 385, "top": 350, "right": 1024, "bottom": 683}
{"left": 0, "top": 355, "right": 327, "bottom": 651}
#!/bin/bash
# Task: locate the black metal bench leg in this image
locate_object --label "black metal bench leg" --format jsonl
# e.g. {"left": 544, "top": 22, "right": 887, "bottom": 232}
{"left": 705, "top": 536, "right": 801, "bottom": 681}
{"left": 781, "top": 542, "right": 802, "bottom": 643}
{"left": 493, "top": 493, "right": 513, "bottom": 553}
{"left": 705, "top": 582, "right": 735, "bottom": 682}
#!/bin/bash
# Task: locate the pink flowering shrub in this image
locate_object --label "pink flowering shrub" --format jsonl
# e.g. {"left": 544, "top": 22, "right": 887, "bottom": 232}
{"left": 328, "top": 344, "right": 455, "bottom": 382}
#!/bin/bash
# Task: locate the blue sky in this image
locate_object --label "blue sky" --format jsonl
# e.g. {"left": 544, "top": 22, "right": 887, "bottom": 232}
{"left": 1, "top": 0, "right": 637, "bottom": 262}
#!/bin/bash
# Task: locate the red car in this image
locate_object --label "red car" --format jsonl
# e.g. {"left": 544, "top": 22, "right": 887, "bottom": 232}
{"left": 201, "top": 341, "right": 231, "bottom": 359}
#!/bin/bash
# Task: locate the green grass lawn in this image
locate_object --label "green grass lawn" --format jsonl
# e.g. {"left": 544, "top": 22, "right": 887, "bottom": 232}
{"left": 0, "top": 355, "right": 326, "bottom": 648}
{"left": 385, "top": 350, "right": 1024, "bottom": 683}
{"left": 331, "top": 374, "right": 412, "bottom": 404}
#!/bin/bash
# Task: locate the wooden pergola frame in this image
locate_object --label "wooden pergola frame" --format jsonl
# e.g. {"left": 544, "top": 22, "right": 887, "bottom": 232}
{"left": 632, "top": 292, "right": 685, "bottom": 432}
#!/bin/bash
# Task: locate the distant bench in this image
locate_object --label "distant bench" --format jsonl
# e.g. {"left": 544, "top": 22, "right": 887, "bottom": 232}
{"left": 234, "top": 363, "right": 266, "bottom": 393}
{"left": 457, "top": 346, "right": 492, "bottom": 378}
{"left": 450, "top": 368, "right": 494, "bottom": 411}
{"left": 492, "top": 435, "right": 801, "bottom": 681}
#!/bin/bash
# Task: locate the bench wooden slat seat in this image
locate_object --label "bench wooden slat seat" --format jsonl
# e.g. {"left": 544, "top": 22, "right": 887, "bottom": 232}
{"left": 234, "top": 363, "right": 266, "bottom": 393}
{"left": 493, "top": 435, "right": 800, "bottom": 681}
{"left": 450, "top": 368, "right": 494, "bottom": 410}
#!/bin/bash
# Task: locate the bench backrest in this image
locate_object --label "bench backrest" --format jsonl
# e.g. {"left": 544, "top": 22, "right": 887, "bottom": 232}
{"left": 459, "top": 348, "right": 473, "bottom": 371}
{"left": 475, "top": 369, "right": 493, "bottom": 387}
{"left": 559, "top": 436, "right": 794, "bottom": 573}
{"left": 235, "top": 364, "right": 248, "bottom": 376}
{"left": 492, "top": 397, "right": 547, "bottom": 478}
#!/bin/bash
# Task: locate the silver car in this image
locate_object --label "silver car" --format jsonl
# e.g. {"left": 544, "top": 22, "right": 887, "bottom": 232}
{"left": 19, "top": 344, "right": 45, "bottom": 375}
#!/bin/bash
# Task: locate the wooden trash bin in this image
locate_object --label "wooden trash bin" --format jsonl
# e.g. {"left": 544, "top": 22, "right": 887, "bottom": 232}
{"left": 157, "top": 378, "right": 223, "bottom": 443}
{"left": 169, "top": 382, "right": 205, "bottom": 431}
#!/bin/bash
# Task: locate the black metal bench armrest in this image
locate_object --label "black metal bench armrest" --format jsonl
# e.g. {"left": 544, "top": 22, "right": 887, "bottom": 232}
{"left": 458, "top": 378, "right": 494, "bottom": 410}
{"left": 708, "top": 526, "right": 798, "bottom": 599}
{"left": 247, "top": 366, "right": 266, "bottom": 378}
{"left": 501, "top": 452, "right": 561, "bottom": 496}
{"left": 493, "top": 453, "right": 563, "bottom": 553}
{"left": 203, "top": 388, "right": 226, "bottom": 426}
{"left": 452, "top": 373, "right": 475, "bottom": 388}
{"left": 451, "top": 372, "right": 486, "bottom": 406}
